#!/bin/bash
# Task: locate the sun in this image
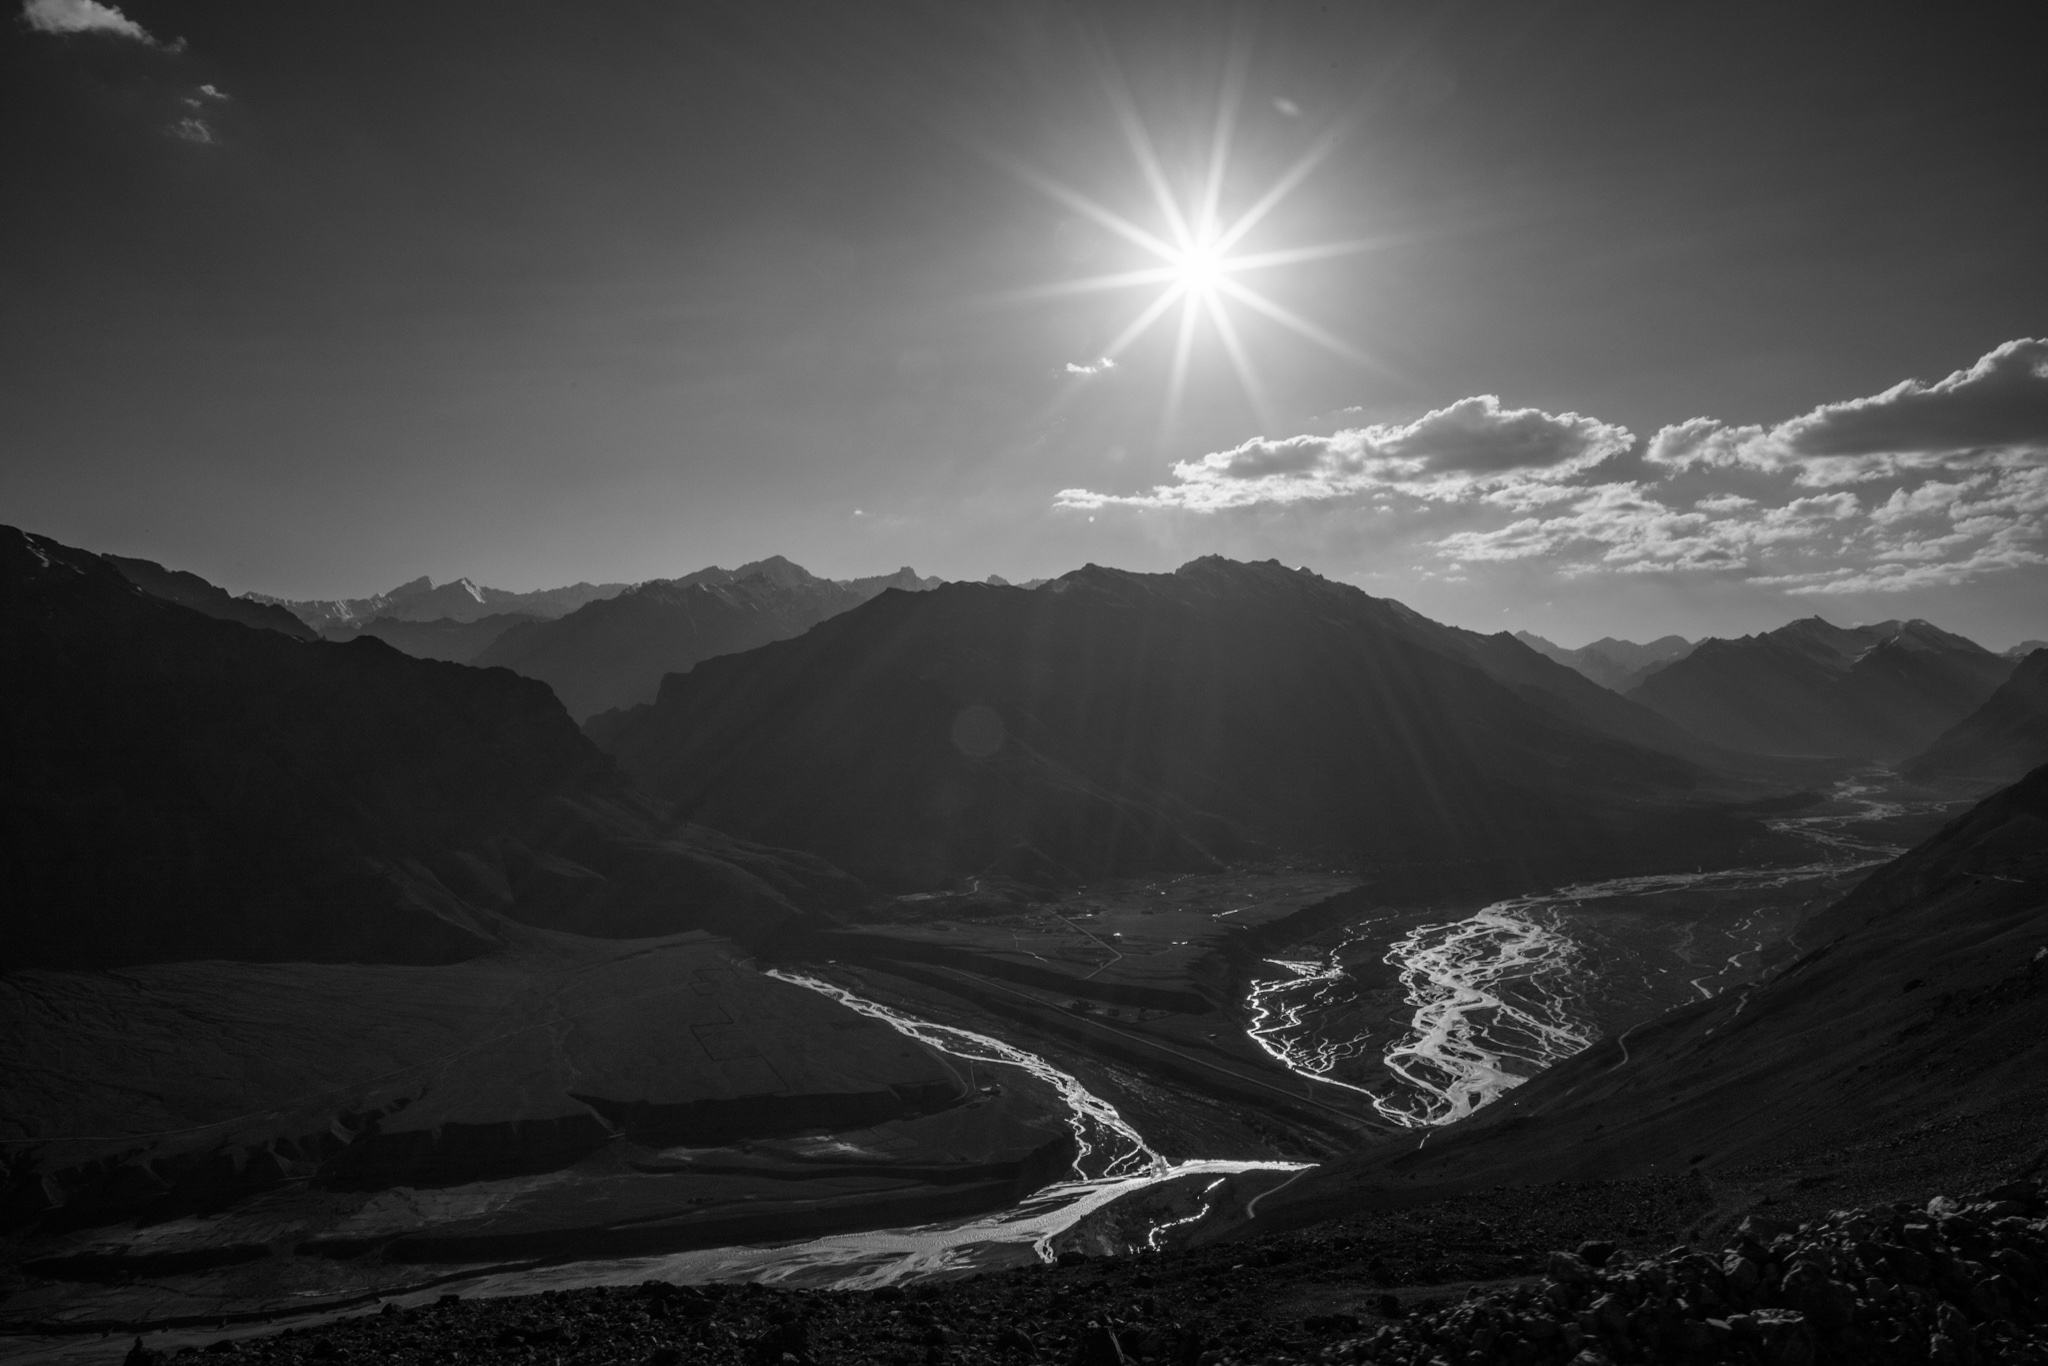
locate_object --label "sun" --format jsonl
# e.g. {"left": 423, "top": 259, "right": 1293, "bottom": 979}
{"left": 995, "top": 55, "right": 1381, "bottom": 436}
{"left": 1169, "top": 237, "right": 1227, "bottom": 296}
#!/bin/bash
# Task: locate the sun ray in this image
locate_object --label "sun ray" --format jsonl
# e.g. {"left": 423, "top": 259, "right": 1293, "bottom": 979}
{"left": 1002, "top": 159, "right": 1181, "bottom": 261}
{"left": 1160, "top": 291, "right": 1203, "bottom": 442}
{"left": 1202, "top": 289, "right": 1274, "bottom": 432}
{"left": 1223, "top": 240, "right": 1382, "bottom": 272}
{"left": 1214, "top": 275, "right": 1377, "bottom": 368}
{"left": 1196, "top": 36, "right": 1251, "bottom": 245}
{"left": 979, "top": 265, "right": 1184, "bottom": 307}
{"left": 1102, "top": 282, "right": 1189, "bottom": 360}
{"left": 995, "top": 54, "right": 1381, "bottom": 426}
{"left": 1098, "top": 63, "right": 1196, "bottom": 250}
{"left": 1213, "top": 118, "right": 1351, "bottom": 256}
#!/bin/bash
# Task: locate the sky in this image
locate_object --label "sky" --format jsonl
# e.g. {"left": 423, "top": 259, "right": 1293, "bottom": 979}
{"left": 3, "top": 0, "right": 2046, "bottom": 648}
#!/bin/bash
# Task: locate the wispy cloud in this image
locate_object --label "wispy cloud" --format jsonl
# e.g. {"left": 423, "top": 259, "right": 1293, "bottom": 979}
{"left": 1057, "top": 339, "right": 2048, "bottom": 596}
{"left": 167, "top": 116, "right": 215, "bottom": 144}
{"left": 21, "top": 0, "right": 166, "bottom": 46}
{"left": 1065, "top": 357, "right": 1117, "bottom": 377}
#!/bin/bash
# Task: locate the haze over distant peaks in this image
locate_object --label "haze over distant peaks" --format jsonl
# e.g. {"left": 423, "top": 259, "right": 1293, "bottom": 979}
{"left": 251, "top": 574, "right": 632, "bottom": 628}
{"left": 1512, "top": 631, "right": 1695, "bottom": 694}
{"left": 1627, "top": 615, "right": 2012, "bottom": 760}
{"left": 476, "top": 558, "right": 943, "bottom": 721}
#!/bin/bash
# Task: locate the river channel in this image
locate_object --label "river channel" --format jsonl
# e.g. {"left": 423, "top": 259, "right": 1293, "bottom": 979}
{"left": 454, "top": 776, "right": 1945, "bottom": 1295}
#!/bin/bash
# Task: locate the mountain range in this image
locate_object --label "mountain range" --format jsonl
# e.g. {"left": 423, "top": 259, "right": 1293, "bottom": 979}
{"left": 476, "top": 557, "right": 942, "bottom": 720}
{"left": 1513, "top": 630, "right": 1695, "bottom": 693}
{"left": 5, "top": 522, "right": 2045, "bottom": 1326}
{"left": 1623, "top": 616, "right": 2014, "bottom": 760}
{"left": 252, "top": 574, "right": 631, "bottom": 629}
{"left": 0, "top": 526, "right": 863, "bottom": 971}
{"left": 591, "top": 558, "right": 1785, "bottom": 893}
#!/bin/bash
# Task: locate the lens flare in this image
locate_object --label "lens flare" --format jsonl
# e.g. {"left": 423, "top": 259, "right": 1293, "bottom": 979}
{"left": 993, "top": 48, "right": 1386, "bottom": 436}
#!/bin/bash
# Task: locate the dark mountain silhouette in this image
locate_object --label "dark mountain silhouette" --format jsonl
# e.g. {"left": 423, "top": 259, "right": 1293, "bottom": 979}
{"left": 1514, "top": 630, "right": 1695, "bottom": 693}
{"left": 477, "top": 557, "right": 941, "bottom": 721}
{"left": 1625, "top": 616, "right": 2012, "bottom": 759}
{"left": 0, "top": 526, "right": 865, "bottom": 972}
{"left": 593, "top": 558, "right": 1779, "bottom": 892}
{"left": 252, "top": 575, "right": 630, "bottom": 630}
{"left": 323, "top": 610, "right": 540, "bottom": 663}
{"left": 2007, "top": 638, "right": 2048, "bottom": 659}
{"left": 1905, "top": 649, "right": 2048, "bottom": 786}
{"left": 105, "top": 555, "right": 317, "bottom": 640}
{"left": 1260, "top": 757, "right": 2048, "bottom": 1229}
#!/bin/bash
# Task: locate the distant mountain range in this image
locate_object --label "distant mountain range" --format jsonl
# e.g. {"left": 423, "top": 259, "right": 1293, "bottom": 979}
{"left": 0, "top": 525, "right": 864, "bottom": 971}
{"left": 477, "top": 557, "right": 942, "bottom": 721}
{"left": 1513, "top": 630, "right": 1695, "bottom": 693}
{"left": 1624, "top": 616, "right": 2014, "bottom": 760}
{"left": 592, "top": 558, "right": 1784, "bottom": 892}
{"left": 251, "top": 574, "right": 632, "bottom": 629}
{"left": 1906, "top": 648, "right": 2048, "bottom": 785}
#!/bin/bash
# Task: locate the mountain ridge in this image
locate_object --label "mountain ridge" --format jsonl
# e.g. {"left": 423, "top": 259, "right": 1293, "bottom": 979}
{"left": 593, "top": 556, "right": 1789, "bottom": 892}
{"left": 1625, "top": 614, "right": 2012, "bottom": 759}
{"left": 475, "top": 560, "right": 942, "bottom": 720}
{"left": 0, "top": 525, "right": 867, "bottom": 972}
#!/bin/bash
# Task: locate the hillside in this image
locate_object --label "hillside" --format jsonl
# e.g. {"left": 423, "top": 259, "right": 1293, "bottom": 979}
{"left": 321, "top": 611, "right": 539, "bottom": 663}
{"left": 1626, "top": 616, "right": 2012, "bottom": 759}
{"left": 1905, "top": 648, "right": 2048, "bottom": 786}
{"left": 478, "top": 558, "right": 940, "bottom": 720}
{"left": 594, "top": 558, "right": 1777, "bottom": 892}
{"left": 0, "top": 525, "right": 864, "bottom": 971}
{"left": 1256, "top": 757, "right": 2048, "bottom": 1228}
{"left": 106, "top": 555, "right": 317, "bottom": 640}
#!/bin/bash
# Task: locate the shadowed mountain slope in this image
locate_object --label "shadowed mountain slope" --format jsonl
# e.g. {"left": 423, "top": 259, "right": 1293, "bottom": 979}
{"left": 477, "top": 558, "right": 940, "bottom": 720}
{"left": 0, "top": 526, "right": 865, "bottom": 971}
{"left": 1254, "top": 759, "right": 2048, "bottom": 1232}
{"left": 1626, "top": 616, "right": 2012, "bottom": 760}
{"left": 594, "top": 558, "right": 1779, "bottom": 892}
{"left": 1905, "top": 649, "right": 2048, "bottom": 787}
{"left": 322, "top": 610, "right": 539, "bottom": 662}
{"left": 106, "top": 555, "right": 317, "bottom": 640}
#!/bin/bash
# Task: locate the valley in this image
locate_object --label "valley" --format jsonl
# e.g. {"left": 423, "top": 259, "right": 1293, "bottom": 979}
{"left": 1, "top": 770, "right": 1965, "bottom": 1354}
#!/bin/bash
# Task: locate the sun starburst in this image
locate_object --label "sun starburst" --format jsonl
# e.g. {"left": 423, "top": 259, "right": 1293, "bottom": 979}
{"left": 997, "top": 53, "right": 1383, "bottom": 438}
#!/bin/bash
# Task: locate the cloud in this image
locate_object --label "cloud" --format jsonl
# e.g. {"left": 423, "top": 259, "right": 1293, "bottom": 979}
{"left": 21, "top": 0, "right": 163, "bottom": 44}
{"left": 1065, "top": 357, "right": 1117, "bottom": 377}
{"left": 1778, "top": 337, "right": 2048, "bottom": 459}
{"left": 1057, "top": 395, "right": 1631, "bottom": 511}
{"left": 1647, "top": 337, "right": 2048, "bottom": 487}
{"left": 167, "top": 116, "right": 214, "bottom": 144}
{"left": 1058, "top": 338, "right": 2048, "bottom": 597}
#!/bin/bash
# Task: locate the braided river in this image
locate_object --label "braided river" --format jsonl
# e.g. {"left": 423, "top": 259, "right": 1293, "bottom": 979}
{"left": 459, "top": 776, "right": 1941, "bottom": 1294}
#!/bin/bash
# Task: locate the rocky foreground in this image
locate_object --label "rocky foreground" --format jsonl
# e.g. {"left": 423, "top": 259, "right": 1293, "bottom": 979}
{"left": 112, "top": 1178, "right": 2047, "bottom": 1366}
